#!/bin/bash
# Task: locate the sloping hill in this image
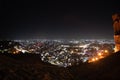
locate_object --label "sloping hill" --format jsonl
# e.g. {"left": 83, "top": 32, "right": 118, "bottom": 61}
{"left": 68, "top": 51, "right": 120, "bottom": 80}
{"left": 0, "top": 53, "right": 73, "bottom": 80}
{"left": 0, "top": 52, "right": 120, "bottom": 80}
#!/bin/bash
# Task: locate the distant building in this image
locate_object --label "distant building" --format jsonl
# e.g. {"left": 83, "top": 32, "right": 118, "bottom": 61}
{"left": 112, "top": 13, "right": 120, "bottom": 52}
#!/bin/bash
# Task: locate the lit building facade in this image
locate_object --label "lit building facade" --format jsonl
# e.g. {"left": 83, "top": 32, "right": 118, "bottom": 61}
{"left": 112, "top": 13, "right": 120, "bottom": 52}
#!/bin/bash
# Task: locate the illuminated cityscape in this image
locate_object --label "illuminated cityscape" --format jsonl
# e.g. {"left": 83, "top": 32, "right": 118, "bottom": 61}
{"left": 1, "top": 0, "right": 120, "bottom": 79}
{"left": 0, "top": 39, "right": 115, "bottom": 67}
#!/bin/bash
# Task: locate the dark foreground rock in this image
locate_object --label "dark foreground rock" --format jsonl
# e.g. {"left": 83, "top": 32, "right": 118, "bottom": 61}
{"left": 0, "top": 54, "right": 73, "bottom": 80}
{"left": 68, "top": 51, "right": 120, "bottom": 80}
{"left": 0, "top": 52, "right": 120, "bottom": 80}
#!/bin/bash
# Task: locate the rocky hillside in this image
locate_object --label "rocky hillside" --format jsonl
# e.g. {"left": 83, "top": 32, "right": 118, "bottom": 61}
{"left": 68, "top": 51, "right": 120, "bottom": 80}
{"left": 0, "top": 52, "right": 120, "bottom": 80}
{"left": 0, "top": 53, "right": 73, "bottom": 80}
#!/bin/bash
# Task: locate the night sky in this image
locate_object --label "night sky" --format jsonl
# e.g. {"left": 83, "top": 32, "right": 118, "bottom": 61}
{"left": 1, "top": 0, "right": 120, "bottom": 39}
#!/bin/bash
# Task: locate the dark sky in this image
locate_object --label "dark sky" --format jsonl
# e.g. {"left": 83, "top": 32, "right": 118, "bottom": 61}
{"left": 1, "top": 0, "right": 120, "bottom": 39}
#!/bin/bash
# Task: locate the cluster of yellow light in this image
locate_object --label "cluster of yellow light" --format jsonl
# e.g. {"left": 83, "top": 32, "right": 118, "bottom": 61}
{"left": 114, "top": 47, "right": 118, "bottom": 52}
{"left": 104, "top": 50, "right": 108, "bottom": 53}
{"left": 89, "top": 57, "right": 99, "bottom": 63}
{"left": 95, "top": 57, "right": 98, "bottom": 60}
{"left": 88, "top": 50, "right": 109, "bottom": 63}
{"left": 92, "top": 58, "right": 95, "bottom": 61}
{"left": 98, "top": 53, "right": 102, "bottom": 56}
{"left": 13, "top": 50, "right": 19, "bottom": 54}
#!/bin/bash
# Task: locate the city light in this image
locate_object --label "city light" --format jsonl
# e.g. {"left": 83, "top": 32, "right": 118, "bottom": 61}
{"left": 0, "top": 39, "right": 115, "bottom": 67}
{"left": 92, "top": 58, "right": 95, "bottom": 61}
{"left": 98, "top": 53, "right": 102, "bottom": 56}
{"left": 104, "top": 50, "right": 108, "bottom": 53}
{"left": 95, "top": 57, "right": 98, "bottom": 60}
